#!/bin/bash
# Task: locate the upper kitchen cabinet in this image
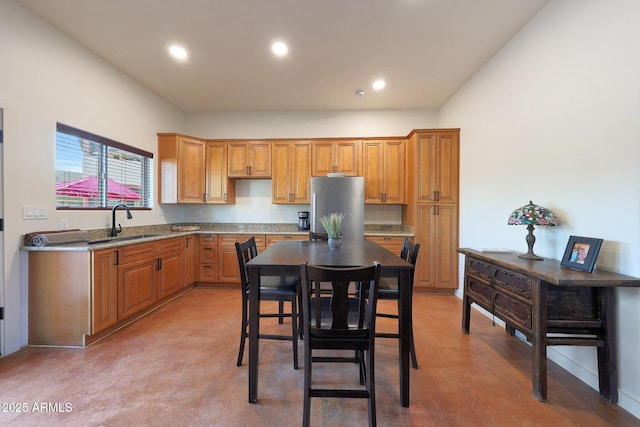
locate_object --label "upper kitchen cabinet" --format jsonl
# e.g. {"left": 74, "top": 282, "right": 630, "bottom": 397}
{"left": 413, "top": 130, "right": 459, "bottom": 204}
{"left": 205, "top": 141, "right": 235, "bottom": 204}
{"left": 362, "top": 138, "right": 405, "bottom": 204}
{"left": 272, "top": 141, "right": 312, "bottom": 204}
{"left": 311, "top": 139, "right": 362, "bottom": 177}
{"left": 227, "top": 141, "right": 271, "bottom": 178}
{"left": 158, "top": 133, "right": 206, "bottom": 203}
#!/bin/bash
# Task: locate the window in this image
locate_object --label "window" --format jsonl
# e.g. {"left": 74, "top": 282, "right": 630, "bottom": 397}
{"left": 55, "top": 123, "right": 153, "bottom": 209}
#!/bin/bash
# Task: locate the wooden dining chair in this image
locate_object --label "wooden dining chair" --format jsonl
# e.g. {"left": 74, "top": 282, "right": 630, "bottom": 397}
{"left": 299, "top": 262, "right": 382, "bottom": 427}
{"left": 376, "top": 238, "right": 420, "bottom": 369}
{"left": 235, "top": 237, "right": 300, "bottom": 369}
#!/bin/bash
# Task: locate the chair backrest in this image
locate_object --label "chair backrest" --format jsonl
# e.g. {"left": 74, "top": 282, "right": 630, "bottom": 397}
{"left": 235, "top": 237, "right": 259, "bottom": 293}
{"left": 309, "top": 231, "right": 329, "bottom": 241}
{"left": 300, "top": 263, "right": 381, "bottom": 338}
{"left": 400, "top": 237, "right": 412, "bottom": 260}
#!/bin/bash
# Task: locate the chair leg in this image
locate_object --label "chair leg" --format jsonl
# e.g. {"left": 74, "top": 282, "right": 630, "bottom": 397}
{"left": 237, "top": 297, "right": 248, "bottom": 367}
{"left": 291, "top": 298, "right": 299, "bottom": 369}
{"left": 303, "top": 346, "right": 312, "bottom": 427}
{"left": 410, "top": 323, "right": 419, "bottom": 369}
{"left": 278, "top": 300, "right": 284, "bottom": 324}
{"left": 367, "top": 348, "right": 377, "bottom": 427}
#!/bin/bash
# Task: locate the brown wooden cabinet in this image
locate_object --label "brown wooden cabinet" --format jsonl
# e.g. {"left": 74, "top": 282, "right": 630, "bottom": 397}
{"left": 117, "top": 242, "right": 159, "bottom": 319}
{"left": 403, "top": 129, "right": 460, "bottom": 292}
{"left": 157, "top": 133, "right": 207, "bottom": 203}
{"left": 416, "top": 204, "right": 458, "bottom": 289}
{"left": 184, "top": 235, "right": 197, "bottom": 286}
{"left": 92, "top": 248, "right": 118, "bottom": 333}
{"left": 217, "top": 234, "right": 242, "bottom": 283}
{"left": 227, "top": 141, "right": 271, "bottom": 178}
{"left": 265, "top": 234, "right": 307, "bottom": 248}
{"left": 363, "top": 139, "right": 405, "bottom": 204}
{"left": 364, "top": 236, "right": 407, "bottom": 255}
{"left": 311, "top": 139, "right": 362, "bottom": 177}
{"left": 197, "top": 234, "right": 217, "bottom": 283}
{"left": 272, "top": 141, "right": 311, "bottom": 204}
{"left": 205, "top": 141, "right": 235, "bottom": 204}
{"left": 157, "top": 238, "right": 185, "bottom": 299}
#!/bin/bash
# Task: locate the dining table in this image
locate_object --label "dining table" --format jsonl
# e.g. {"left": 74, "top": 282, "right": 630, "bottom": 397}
{"left": 245, "top": 240, "right": 415, "bottom": 407}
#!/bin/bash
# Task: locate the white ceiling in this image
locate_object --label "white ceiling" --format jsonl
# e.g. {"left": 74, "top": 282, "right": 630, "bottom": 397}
{"left": 18, "top": 0, "right": 549, "bottom": 113}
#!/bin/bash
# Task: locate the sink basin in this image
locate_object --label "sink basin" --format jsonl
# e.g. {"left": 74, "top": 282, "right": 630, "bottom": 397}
{"left": 88, "top": 234, "right": 163, "bottom": 244}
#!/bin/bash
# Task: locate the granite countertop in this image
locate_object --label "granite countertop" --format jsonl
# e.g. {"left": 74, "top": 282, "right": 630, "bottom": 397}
{"left": 21, "top": 223, "right": 414, "bottom": 252}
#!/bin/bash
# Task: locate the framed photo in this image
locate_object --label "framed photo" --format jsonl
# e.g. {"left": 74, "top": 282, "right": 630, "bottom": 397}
{"left": 561, "top": 236, "right": 603, "bottom": 273}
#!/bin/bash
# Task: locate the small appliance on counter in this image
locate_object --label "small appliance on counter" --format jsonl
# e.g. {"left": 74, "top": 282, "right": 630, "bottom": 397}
{"left": 298, "top": 211, "right": 310, "bottom": 230}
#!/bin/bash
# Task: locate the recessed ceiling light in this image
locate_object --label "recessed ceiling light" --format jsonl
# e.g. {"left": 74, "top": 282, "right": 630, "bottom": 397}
{"left": 356, "top": 90, "right": 366, "bottom": 96}
{"left": 271, "top": 41, "right": 288, "bottom": 57}
{"left": 168, "top": 44, "right": 188, "bottom": 61}
{"left": 372, "top": 79, "right": 386, "bottom": 90}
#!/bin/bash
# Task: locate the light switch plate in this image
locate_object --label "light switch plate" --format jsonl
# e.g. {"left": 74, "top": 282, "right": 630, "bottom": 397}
{"left": 22, "top": 205, "right": 48, "bottom": 220}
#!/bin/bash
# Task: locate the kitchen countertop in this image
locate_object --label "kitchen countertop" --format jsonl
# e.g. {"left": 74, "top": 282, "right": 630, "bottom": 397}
{"left": 21, "top": 223, "right": 414, "bottom": 252}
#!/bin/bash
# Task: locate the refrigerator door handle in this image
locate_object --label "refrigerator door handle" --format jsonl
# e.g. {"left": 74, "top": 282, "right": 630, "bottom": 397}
{"left": 311, "top": 193, "right": 317, "bottom": 232}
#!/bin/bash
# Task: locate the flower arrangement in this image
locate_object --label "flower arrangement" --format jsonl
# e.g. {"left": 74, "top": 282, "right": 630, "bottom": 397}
{"left": 320, "top": 212, "right": 345, "bottom": 238}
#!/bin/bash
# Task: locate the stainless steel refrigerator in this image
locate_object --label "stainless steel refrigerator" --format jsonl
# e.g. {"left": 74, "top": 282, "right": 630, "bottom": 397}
{"left": 311, "top": 176, "right": 365, "bottom": 241}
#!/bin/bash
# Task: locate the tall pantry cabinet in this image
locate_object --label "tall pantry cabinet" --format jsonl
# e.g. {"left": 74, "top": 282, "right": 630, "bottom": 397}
{"left": 402, "top": 129, "right": 460, "bottom": 292}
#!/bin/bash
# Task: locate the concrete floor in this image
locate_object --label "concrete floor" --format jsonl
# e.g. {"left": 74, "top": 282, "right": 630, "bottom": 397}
{"left": 0, "top": 288, "right": 638, "bottom": 426}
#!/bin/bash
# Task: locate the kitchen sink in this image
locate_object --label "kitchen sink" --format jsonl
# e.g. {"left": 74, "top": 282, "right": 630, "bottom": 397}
{"left": 88, "top": 234, "right": 163, "bottom": 244}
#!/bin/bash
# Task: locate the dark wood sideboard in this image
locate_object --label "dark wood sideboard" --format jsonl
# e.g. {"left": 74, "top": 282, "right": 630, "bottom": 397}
{"left": 457, "top": 248, "right": 640, "bottom": 403}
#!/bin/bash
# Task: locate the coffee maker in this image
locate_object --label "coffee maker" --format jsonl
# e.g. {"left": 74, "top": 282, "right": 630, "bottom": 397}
{"left": 298, "top": 211, "right": 310, "bottom": 230}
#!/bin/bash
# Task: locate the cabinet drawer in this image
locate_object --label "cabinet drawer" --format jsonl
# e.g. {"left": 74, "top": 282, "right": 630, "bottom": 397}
{"left": 365, "top": 236, "right": 406, "bottom": 255}
{"left": 118, "top": 242, "right": 157, "bottom": 264}
{"left": 467, "top": 258, "right": 493, "bottom": 282}
{"left": 158, "top": 237, "right": 183, "bottom": 255}
{"left": 466, "top": 277, "right": 494, "bottom": 308}
{"left": 199, "top": 234, "right": 217, "bottom": 244}
{"left": 495, "top": 269, "right": 532, "bottom": 299}
{"left": 494, "top": 292, "right": 532, "bottom": 331}
{"left": 266, "top": 234, "right": 307, "bottom": 247}
{"left": 198, "top": 263, "right": 217, "bottom": 282}
{"left": 199, "top": 245, "right": 217, "bottom": 263}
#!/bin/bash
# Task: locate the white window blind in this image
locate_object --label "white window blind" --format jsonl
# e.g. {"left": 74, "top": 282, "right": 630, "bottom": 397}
{"left": 55, "top": 123, "right": 153, "bottom": 209}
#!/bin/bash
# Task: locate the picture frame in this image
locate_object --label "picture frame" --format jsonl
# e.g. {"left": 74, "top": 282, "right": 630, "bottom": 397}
{"left": 560, "top": 236, "right": 603, "bottom": 273}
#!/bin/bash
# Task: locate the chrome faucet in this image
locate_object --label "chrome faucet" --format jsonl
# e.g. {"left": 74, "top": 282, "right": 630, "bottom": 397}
{"left": 111, "top": 204, "right": 133, "bottom": 237}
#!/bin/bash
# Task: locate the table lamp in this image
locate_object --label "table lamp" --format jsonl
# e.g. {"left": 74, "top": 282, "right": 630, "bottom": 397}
{"left": 508, "top": 200, "right": 559, "bottom": 260}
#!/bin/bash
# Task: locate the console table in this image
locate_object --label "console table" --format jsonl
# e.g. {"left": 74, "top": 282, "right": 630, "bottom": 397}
{"left": 457, "top": 248, "right": 640, "bottom": 402}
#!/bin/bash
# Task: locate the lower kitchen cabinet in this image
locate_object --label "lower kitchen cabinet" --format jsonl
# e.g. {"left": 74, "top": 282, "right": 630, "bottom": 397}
{"left": 184, "top": 235, "right": 197, "bottom": 286}
{"left": 92, "top": 248, "right": 119, "bottom": 333}
{"left": 198, "top": 234, "right": 217, "bottom": 283}
{"left": 157, "top": 237, "right": 185, "bottom": 299}
{"left": 218, "top": 234, "right": 242, "bottom": 283}
{"left": 118, "top": 255, "right": 158, "bottom": 319}
{"left": 365, "top": 235, "right": 407, "bottom": 255}
{"left": 415, "top": 203, "right": 458, "bottom": 290}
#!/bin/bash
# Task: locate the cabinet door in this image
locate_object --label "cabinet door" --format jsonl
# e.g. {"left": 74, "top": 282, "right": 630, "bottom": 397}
{"left": 92, "top": 249, "right": 118, "bottom": 333}
{"left": 311, "top": 141, "right": 334, "bottom": 177}
{"left": 184, "top": 235, "right": 197, "bottom": 286}
{"left": 227, "top": 142, "right": 250, "bottom": 177}
{"left": 334, "top": 140, "right": 361, "bottom": 176}
{"left": 272, "top": 142, "right": 292, "bottom": 203}
{"left": 272, "top": 141, "right": 311, "bottom": 204}
{"left": 118, "top": 257, "right": 158, "bottom": 319}
{"left": 158, "top": 250, "right": 184, "bottom": 298}
{"left": 383, "top": 139, "right": 405, "bottom": 204}
{"left": 416, "top": 203, "right": 458, "bottom": 289}
{"left": 364, "top": 236, "right": 407, "bottom": 255}
{"left": 416, "top": 131, "right": 459, "bottom": 203}
{"left": 249, "top": 142, "right": 272, "bottom": 177}
{"left": 218, "top": 234, "right": 241, "bottom": 283}
{"left": 363, "top": 141, "right": 385, "bottom": 204}
{"left": 205, "top": 141, "right": 234, "bottom": 204}
{"left": 178, "top": 136, "right": 206, "bottom": 203}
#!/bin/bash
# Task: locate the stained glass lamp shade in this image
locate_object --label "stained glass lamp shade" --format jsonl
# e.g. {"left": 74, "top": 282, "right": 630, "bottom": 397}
{"left": 508, "top": 201, "right": 559, "bottom": 260}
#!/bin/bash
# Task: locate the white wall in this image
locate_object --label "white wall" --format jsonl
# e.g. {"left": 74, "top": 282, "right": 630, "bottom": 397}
{"left": 0, "top": 1, "right": 184, "bottom": 355}
{"left": 440, "top": 0, "right": 640, "bottom": 417}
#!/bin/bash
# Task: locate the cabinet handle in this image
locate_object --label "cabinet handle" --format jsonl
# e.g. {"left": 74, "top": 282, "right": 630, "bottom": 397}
{"left": 436, "top": 190, "right": 440, "bottom": 201}
{"left": 114, "top": 250, "right": 119, "bottom": 266}
{"left": 157, "top": 258, "right": 162, "bottom": 270}
{"left": 433, "top": 205, "right": 437, "bottom": 215}
{"left": 223, "top": 192, "right": 227, "bottom": 202}
{"left": 185, "top": 237, "right": 189, "bottom": 248}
